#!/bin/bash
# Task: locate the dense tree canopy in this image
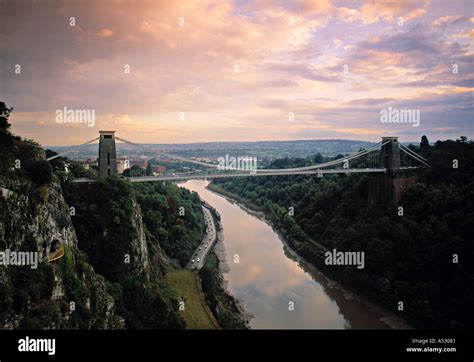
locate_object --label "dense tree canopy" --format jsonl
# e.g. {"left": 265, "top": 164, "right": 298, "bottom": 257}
{"left": 213, "top": 138, "right": 474, "bottom": 328}
{"left": 62, "top": 177, "right": 204, "bottom": 328}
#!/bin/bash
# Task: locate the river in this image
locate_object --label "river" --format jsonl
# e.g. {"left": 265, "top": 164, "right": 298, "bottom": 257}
{"left": 180, "top": 179, "right": 399, "bottom": 329}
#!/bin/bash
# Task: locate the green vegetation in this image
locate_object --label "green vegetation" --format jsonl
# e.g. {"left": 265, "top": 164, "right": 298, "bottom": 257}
{"left": 24, "top": 159, "right": 53, "bottom": 185}
{"left": 63, "top": 177, "right": 139, "bottom": 282}
{"left": 0, "top": 103, "right": 72, "bottom": 328}
{"left": 203, "top": 251, "right": 219, "bottom": 269}
{"left": 6, "top": 261, "right": 55, "bottom": 325}
{"left": 133, "top": 182, "right": 205, "bottom": 266}
{"left": 120, "top": 277, "right": 185, "bottom": 329}
{"left": 199, "top": 256, "right": 248, "bottom": 330}
{"left": 0, "top": 102, "right": 15, "bottom": 175}
{"left": 0, "top": 102, "right": 210, "bottom": 330}
{"left": 0, "top": 102, "right": 52, "bottom": 186}
{"left": 62, "top": 177, "right": 206, "bottom": 329}
{"left": 123, "top": 165, "right": 145, "bottom": 177}
{"left": 213, "top": 137, "right": 474, "bottom": 328}
{"left": 1, "top": 102, "right": 175, "bottom": 329}
{"left": 62, "top": 177, "right": 187, "bottom": 328}
{"left": 146, "top": 163, "right": 153, "bottom": 176}
{"left": 164, "top": 270, "right": 219, "bottom": 329}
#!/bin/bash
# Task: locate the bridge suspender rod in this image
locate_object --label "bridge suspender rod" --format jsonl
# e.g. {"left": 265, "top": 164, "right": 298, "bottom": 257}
{"left": 255, "top": 140, "right": 390, "bottom": 173}
{"left": 400, "top": 148, "right": 429, "bottom": 166}
{"left": 46, "top": 137, "right": 100, "bottom": 161}
{"left": 115, "top": 136, "right": 222, "bottom": 169}
{"left": 399, "top": 145, "right": 430, "bottom": 166}
{"left": 114, "top": 136, "right": 392, "bottom": 174}
{"left": 399, "top": 144, "right": 429, "bottom": 162}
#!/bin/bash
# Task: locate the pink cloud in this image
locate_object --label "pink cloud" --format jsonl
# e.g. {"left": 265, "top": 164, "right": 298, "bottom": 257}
{"left": 1, "top": 0, "right": 472, "bottom": 145}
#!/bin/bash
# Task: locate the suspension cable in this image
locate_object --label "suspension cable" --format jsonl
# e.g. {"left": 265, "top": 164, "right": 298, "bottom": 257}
{"left": 46, "top": 137, "right": 100, "bottom": 161}
{"left": 399, "top": 145, "right": 430, "bottom": 166}
{"left": 399, "top": 144, "right": 429, "bottom": 161}
{"left": 116, "top": 137, "right": 391, "bottom": 173}
{"left": 255, "top": 140, "right": 390, "bottom": 173}
{"left": 116, "top": 136, "right": 223, "bottom": 169}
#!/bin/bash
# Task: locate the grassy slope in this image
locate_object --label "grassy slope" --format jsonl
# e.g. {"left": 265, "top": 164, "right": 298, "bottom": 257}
{"left": 164, "top": 270, "right": 219, "bottom": 329}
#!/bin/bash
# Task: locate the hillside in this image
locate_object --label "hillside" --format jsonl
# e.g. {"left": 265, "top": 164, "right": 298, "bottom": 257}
{"left": 212, "top": 137, "right": 474, "bottom": 328}
{"left": 0, "top": 102, "right": 206, "bottom": 329}
{"left": 0, "top": 102, "right": 124, "bottom": 328}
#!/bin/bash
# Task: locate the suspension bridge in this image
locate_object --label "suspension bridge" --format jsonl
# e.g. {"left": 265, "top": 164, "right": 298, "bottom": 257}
{"left": 47, "top": 131, "right": 429, "bottom": 201}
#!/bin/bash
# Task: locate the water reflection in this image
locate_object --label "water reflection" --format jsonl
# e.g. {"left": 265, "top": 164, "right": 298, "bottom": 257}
{"left": 181, "top": 180, "right": 388, "bottom": 329}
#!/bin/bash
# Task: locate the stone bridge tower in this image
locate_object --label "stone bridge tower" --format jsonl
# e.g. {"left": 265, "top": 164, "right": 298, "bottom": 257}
{"left": 380, "top": 136, "right": 401, "bottom": 170}
{"left": 369, "top": 137, "right": 415, "bottom": 203}
{"left": 98, "top": 131, "right": 117, "bottom": 177}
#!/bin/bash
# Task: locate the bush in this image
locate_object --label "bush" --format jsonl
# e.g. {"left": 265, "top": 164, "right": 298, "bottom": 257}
{"left": 25, "top": 159, "right": 53, "bottom": 185}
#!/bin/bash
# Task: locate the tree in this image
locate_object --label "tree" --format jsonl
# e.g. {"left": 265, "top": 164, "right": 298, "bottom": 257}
{"left": 0, "top": 102, "right": 13, "bottom": 133}
{"left": 25, "top": 159, "right": 53, "bottom": 185}
{"left": 457, "top": 136, "right": 468, "bottom": 144}
{"left": 0, "top": 102, "right": 14, "bottom": 168}
{"left": 420, "top": 135, "right": 430, "bottom": 149}
{"left": 213, "top": 139, "right": 474, "bottom": 328}
{"left": 124, "top": 165, "right": 144, "bottom": 177}
{"left": 146, "top": 163, "right": 153, "bottom": 176}
{"left": 314, "top": 153, "right": 324, "bottom": 164}
{"left": 69, "top": 161, "right": 87, "bottom": 177}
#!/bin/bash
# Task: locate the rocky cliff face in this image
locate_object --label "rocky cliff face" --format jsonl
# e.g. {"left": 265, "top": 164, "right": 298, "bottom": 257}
{"left": 1, "top": 168, "right": 200, "bottom": 329}
{"left": 129, "top": 197, "right": 172, "bottom": 280}
{"left": 129, "top": 198, "right": 151, "bottom": 281}
{"left": 0, "top": 105, "right": 184, "bottom": 329}
{"left": 3, "top": 182, "right": 74, "bottom": 258}
{"left": 0, "top": 179, "right": 125, "bottom": 329}
{"left": 61, "top": 178, "right": 166, "bottom": 284}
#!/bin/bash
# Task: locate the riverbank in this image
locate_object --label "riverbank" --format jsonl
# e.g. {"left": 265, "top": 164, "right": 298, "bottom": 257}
{"left": 206, "top": 182, "right": 413, "bottom": 330}
{"left": 206, "top": 183, "right": 263, "bottom": 213}
{"left": 197, "top": 202, "right": 250, "bottom": 329}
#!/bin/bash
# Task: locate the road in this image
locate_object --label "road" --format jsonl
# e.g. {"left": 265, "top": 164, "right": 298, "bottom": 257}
{"left": 186, "top": 206, "right": 217, "bottom": 270}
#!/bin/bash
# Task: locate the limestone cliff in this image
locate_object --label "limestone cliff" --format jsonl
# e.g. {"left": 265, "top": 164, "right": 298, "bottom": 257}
{"left": 0, "top": 179, "right": 125, "bottom": 329}
{"left": 61, "top": 178, "right": 186, "bottom": 329}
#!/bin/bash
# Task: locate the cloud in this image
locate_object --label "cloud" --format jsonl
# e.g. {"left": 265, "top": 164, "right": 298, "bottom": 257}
{"left": 337, "top": 7, "right": 362, "bottom": 23}
{"left": 336, "top": 0, "right": 432, "bottom": 24}
{"left": 95, "top": 28, "right": 115, "bottom": 38}
{"left": 297, "top": 0, "right": 332, "bottom": 14}
{"left": 0, "top": 0, "right": 472, "bottom": 145}
{"left": 358, "top": 0, "right": 431, "bottom": 24}
{"left": 432, "top": 15, "right": 464, "bottom": 27}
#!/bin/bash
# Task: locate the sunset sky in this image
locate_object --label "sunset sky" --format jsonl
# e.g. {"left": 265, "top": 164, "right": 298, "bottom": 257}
{"left": 1, "top": 0, "right": 472, "bottom": 146}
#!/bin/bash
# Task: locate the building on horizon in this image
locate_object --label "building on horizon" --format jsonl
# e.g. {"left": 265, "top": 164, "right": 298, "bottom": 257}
{"left": 117, "top": 157, "right": 131, "bottom": 174}
{"left": 80, "top": 159, "right": 98, "bottom": 170}
{"left": 151, "top": 165, "right": 166, "bottom": 175}
{"left": 130, "top": 158, "right": 148, "bottom": 169}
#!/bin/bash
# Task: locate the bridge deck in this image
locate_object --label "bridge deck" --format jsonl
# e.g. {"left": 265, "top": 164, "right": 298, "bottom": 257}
{"left": 72, "top": 168, "right": 387, "bottom": 183}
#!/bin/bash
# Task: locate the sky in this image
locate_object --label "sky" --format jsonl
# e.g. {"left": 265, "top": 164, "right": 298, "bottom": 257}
{"left": 0, "top": 0, "right": 473, "bottom": 146}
